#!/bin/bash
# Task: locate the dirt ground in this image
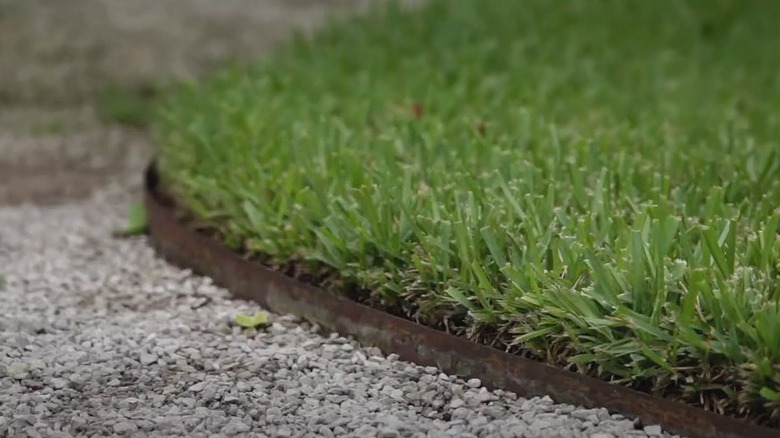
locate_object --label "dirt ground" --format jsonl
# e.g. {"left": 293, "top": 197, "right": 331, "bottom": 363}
{"left": 0, "top": 0, "right": 389, "bottom": 205}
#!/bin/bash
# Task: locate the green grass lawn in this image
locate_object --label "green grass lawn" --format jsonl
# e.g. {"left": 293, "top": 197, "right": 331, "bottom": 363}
{"left": 153, "top": 0, "right": 780, "bottom": 425}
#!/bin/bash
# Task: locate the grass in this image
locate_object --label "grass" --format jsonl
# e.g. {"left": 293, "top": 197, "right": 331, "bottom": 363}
{"left": 153, "top": 0, "right": 780, "bottom": 426}
{"left": 29, "top": 120, "right": 66, "bottom": 135}
{"left": 96, "top": 83, "right": 162, "bottom": 127}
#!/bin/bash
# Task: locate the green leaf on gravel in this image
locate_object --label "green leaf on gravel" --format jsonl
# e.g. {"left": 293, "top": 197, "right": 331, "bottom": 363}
{"left": 234, "top": 311, "right": 269, "bottom": 329}
{"left": 113, "top": 201, "right": 148, "bottom": 237}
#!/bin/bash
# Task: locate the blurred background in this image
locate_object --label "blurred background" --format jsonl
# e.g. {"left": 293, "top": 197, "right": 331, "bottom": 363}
{"left": 0, "top": 0, "right": 387, "bottom": 205}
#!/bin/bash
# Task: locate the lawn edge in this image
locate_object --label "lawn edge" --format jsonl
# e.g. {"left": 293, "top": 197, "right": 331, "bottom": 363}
{"left": 142, "top": 161, "right": 779, "bottom": 438}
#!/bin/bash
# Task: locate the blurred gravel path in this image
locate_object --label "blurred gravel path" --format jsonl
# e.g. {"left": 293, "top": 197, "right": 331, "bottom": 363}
{"left": 0, "top": 0, "right": 394, "bottom": 205}
{"left": 0, "top": 187, "right": 680, "bottom": 438}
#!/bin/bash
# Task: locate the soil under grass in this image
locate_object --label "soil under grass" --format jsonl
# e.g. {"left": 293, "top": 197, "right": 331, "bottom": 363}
{"left": 153, "top": 0, "right": 780, "bottom": 426}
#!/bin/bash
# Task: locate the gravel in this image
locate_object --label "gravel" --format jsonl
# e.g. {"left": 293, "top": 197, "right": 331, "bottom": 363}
{"left": 0, "top": 185, "right": 684, "bottom": 438}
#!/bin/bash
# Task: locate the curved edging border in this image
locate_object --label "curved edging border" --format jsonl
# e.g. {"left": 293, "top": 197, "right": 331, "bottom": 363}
{"left": 143, "top": 162, "right": 778, "bottom": 438}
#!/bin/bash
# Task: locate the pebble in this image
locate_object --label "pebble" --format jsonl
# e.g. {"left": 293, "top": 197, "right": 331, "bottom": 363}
{"left": 113, "top": 421, "right": 138, "bottom": 434}
{"left": 644, "top": 424, "right": 664, "bottom": 436}
{"left": 466, "top": 378, "right": 481, "bottom": 388}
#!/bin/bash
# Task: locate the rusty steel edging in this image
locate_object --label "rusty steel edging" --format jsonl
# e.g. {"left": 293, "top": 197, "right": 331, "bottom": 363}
{"left": 143, "top": 163, "right": 779, "bottom": 438}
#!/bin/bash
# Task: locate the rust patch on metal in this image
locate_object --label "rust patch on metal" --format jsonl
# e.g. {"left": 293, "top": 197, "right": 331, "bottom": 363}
{"left": 143, "top": 163, "right": 780, "bottom": 438}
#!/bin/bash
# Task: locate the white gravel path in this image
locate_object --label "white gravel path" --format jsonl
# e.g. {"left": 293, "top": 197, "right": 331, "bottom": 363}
{"left": 0, "top": 185, "right": 680, "bottom": 438}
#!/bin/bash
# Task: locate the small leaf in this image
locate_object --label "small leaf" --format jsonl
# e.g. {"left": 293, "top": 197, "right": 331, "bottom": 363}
{"left": 445, "top": 286, "right": 476, "bottom": 312}
{"left": 113, "top": 201, "right": 149, "bottom": 237}
{"left": 640, "top": 344, "right": 675, "bottom": 374}
{"left": 759, "top": 386, "right": 780, "bottom": 402}
{"left": 234, "top": 311, "right": 269, "bottom": 329}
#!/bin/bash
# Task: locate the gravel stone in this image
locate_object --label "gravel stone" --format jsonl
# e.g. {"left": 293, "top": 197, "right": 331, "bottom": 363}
{"left": 0, "top": 186, "right": 684, "bottom": 437}
{"left": 645, "top": 424, "right": 664, "bottom": 436}
{"left": 466, "top": 378, "right": 482, "bottom": 388}
{"left": 140, "top": 353, "right": 158, "bottom": 366}
{"left": 221, "top": 417, "right": 251, "bottom": 436}
{"left": 113, "top": 421, "right": 138, "bottom": 434}
{"left": 377, "top": 428, "right": 398, "bottom": 438}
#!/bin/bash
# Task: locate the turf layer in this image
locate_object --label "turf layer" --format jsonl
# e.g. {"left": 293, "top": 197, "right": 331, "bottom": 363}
{"left": 153, "top": 0, "right": 780, "bottom": 426}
